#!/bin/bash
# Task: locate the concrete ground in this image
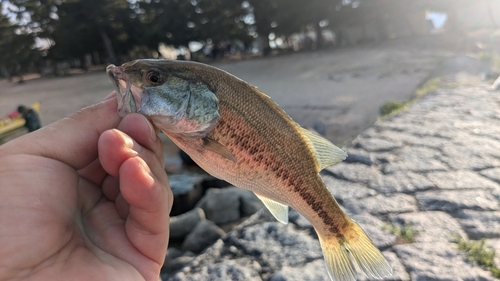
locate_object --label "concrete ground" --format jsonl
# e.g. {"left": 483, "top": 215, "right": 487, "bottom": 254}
{"left": 0, "top": 37, "right": 450, "bottom": 145}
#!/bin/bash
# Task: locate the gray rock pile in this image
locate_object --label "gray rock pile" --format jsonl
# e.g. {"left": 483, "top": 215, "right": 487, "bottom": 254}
{"left": 163, "top": 75, "right": 500, "bottom": 280}
{"left": 163, "top": 187, "right": 264, "bottom": 275}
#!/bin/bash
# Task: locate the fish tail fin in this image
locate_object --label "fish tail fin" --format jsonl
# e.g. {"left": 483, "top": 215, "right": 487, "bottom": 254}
{"left": 318, "top": 221, "right": 392, "bottom": 281}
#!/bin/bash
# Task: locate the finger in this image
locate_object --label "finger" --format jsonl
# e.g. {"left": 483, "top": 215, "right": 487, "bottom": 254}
{"left": 98, "top": 130, "right": 165, "bottom": 182}
{"left": 78, "top": 158, "right": 107, "bottom": 186}
{"left": 120, "top": 156, "right": 172, "bottom": 266}
{"left": 0, "top": 94, "right": 121, "bottom": 170}
{"left": 117, "top": 114, "right": 163, "bottom": 164}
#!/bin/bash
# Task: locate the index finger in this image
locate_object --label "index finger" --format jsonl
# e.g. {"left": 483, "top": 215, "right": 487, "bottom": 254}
{"left": 0, "top": 94, "right": 122, "bottom": 170}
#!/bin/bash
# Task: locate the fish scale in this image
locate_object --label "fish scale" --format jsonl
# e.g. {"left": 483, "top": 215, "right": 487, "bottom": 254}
{"left": 107, "top": 59, "right": 393, "bottom": 281}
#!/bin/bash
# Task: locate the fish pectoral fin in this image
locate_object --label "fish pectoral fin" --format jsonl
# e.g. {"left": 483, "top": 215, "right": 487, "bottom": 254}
{"left": 299, "top": 127, "right": 347, "bottom": 171}
{"left": 202, "top": 137, "right": 237, "bottom": 163}
{"left": 318, "top": 221, "right": 393, "bottom": 281}
{"left": 255, "top": 193, "right": 289, "bottom": 224}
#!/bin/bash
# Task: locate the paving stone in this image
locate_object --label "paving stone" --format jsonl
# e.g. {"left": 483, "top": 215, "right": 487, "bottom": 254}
{"left": 416, "top": 190, "right": 500, "bottom": 212}
{"left": 389, "top": 211, "right": 466, "bottom": 243}
{"left": 439, "top": 144, "right": 500, "bottom": 171}
{"left": 456, "top": 210, "right": 500, "bottom": 239}
{"left": 383, "top": 147, "right": 448, "bottom": 174}
{"left": 480, "top": 168, "right": 500, "bottom": 184}
{"left": 378, "top": 130, "right": 446, "bottom": 149}
{"left": 344, "top": 194, "right": 418, "bottom": 215}
{"left": 343, "top": 151, "right": 374, "bottom": 166}
{"left": 322, "top": 176, "right": 377, "bottom": 204}
{"left": 369, "top": 172, "right": 435, "bottom": 194}
{"left": 351, "top": 213, "right": 397, "bottom": 249}
{"left": 394, "top": 242, "right": 495, "bottom": 280}
{"left": 325, "top": 163, "right": 382, "bottom": 185}
{"left": 427, "top": 170, "right": 499, "bottom": 190}
{"left": 354, "top": 138, "right": 403, "bottom": 152}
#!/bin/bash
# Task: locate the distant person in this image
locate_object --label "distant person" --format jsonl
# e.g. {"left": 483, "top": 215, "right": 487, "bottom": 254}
{"left": 17, "top": 104, "right": 41, "bottom": 132}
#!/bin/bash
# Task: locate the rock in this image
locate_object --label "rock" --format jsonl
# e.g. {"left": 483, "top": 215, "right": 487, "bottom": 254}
{"left": 169, "top": 172, "right": 211, "bottom": 216}
{"left": 491, "top": 75, "right": 500, "bottom": 91}
{"left": 163, "top": 255, "right": 196, "bottom": 274}
{"left": 237, "top": 188, "right": 264, "bottom": 217}
{"left": 427, "top": 170, "right": 499, "bottom": 190}
{"left": 344, "top": 151, "right": 374, "bottom": 166}
{"left": 382, "top": 147, "right": 448, "bottom": 174}
{"left": 480, "top": 168, "right": 500, "bottom": 184}
{"left": 322, "top": 176, "right": 377, "bottom": 204}
{"left": 167, "top": 259, "right": 262, "bottom": 281}
{"left": 170, "top": 208, "right": 205, "bottom": 239}
{"left": 439, "top": 144, "right": 500, "bottom": 171}
{"left": 354, "top": 138, "right": 403, "bottom": 152}
{"left": 416, "top": 190, "right": 499, "bottom": 212}
{"left": 456, "top": 210, "right": 500, "bottom": 239}
{"left": 369, "top": 172, "right": 434, "bottom": 194}
{"left": 181, "top": 220, "right": 226, "bottom": 253}
{"left": 350, "top": 213, "right": 397, "bottom": 249}
{"left": 389, "top": 211, "right": 466, "bottom": 243}
{"left": 269, "top": 259, "right": 328, "bottom": 281}
{"left": 344, "top": 194, "right": 418, "bottom": 215}
{"left": 166, "top": 248, "right": 185, "bottom": 261}
{"left": 394, "top": 242, "right": 495, "bottom": 280}
{"left": 196, "top": 188, "right": 241, "bottom": 224}
{"left": 325, "top": 163, "right": 382, "bottom": 186}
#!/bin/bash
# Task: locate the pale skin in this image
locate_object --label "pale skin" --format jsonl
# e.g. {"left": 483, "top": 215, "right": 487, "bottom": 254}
{"left": 0, "top": 93, "right": 173, "bottom": 281}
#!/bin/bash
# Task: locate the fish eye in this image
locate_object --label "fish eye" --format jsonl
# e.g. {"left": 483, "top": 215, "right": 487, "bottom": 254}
{"left": 146, "top": 71, "right": 162, "bottom": 84}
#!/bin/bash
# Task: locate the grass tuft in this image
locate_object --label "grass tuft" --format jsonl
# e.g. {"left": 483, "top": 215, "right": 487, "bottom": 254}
{"left": 453, "top": 236, "right": 500, "bottom": 278}
{"left": 384, "top": 223, "right": 418, "bottom": 244}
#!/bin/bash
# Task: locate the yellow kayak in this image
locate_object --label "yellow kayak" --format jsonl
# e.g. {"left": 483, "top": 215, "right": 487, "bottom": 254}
{"left": 0, "top": 102, "right": 41, "bottom": 139}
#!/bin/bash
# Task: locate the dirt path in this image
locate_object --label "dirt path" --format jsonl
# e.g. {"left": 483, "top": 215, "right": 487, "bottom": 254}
{"left": 0, "top": 38, "right": 451, "bottom": 145}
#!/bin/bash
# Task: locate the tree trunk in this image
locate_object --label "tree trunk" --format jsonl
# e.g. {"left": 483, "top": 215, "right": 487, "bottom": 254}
{"left": 99, "top": 28, "right": 117, "bottom": 64}
{"left": 315, "top": 22, "right": 324, "bottom": 49}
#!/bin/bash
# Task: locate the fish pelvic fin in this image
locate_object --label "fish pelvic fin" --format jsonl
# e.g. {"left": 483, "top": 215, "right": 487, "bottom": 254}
{"left": 202, "top": 137, "right": 237, "bottom": 162}
{"left": 299, "top": 127, "right": 347, "bottom": 171}
{"left": 318, "top": 221, "right": 393, "bottom": 281}
{"left": 255, "top": 193, "right": 289, "bottom": 224}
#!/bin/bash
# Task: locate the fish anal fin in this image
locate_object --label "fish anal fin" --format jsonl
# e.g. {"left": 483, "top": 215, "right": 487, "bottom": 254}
{"left": 299, "top": 127, "right": 347, "bottom": 171}
{"left": 255, "top": 193, "right": 289, "bottom": 224}
{"left": 202, "top": 137, "right": 237, "bottom": 162}
{"left": 318, "top": 221, "right": 392, "bottom": 281}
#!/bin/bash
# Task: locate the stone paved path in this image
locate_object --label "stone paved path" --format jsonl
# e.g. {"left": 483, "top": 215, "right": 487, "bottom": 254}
{"left": 165, "top": 75, "right": 500, "bottom": 280}
{"left": 325, "top": 75, "right": 500, "bottom": 280}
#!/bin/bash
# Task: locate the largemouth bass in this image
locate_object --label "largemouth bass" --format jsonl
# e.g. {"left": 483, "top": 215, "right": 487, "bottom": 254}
{"left": 107, "top": 59, "right": 392, "bottom": 281}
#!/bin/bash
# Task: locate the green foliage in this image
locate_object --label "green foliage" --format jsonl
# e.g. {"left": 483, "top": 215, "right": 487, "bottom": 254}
{"left": 453, "top": 237, "right": 500, "bottom": 278}
{"left": 384, "top": 223, "right": 418, "bottom": 243}
{"left": 415, "top": 77, "right": 442, "bottom": 98}
{"left": 0, "top": 12, "right": 37, "bottom": 77}
{"left": 379, "top": 101, "right": 407, "bottom": 117}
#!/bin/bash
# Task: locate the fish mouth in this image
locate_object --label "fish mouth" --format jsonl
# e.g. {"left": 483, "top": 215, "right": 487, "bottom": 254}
{"left": 106, "top": 64, "right": 143, "bottom": 117}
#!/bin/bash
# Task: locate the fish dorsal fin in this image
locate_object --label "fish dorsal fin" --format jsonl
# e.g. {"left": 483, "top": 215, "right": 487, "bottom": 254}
{"left": 255, "top": 193, "right": 289, "bottom": 224}
{"left": 202, "top": 137, "right": 237, "bottom": 162}
{"left": 299, "top": 127, "right": 347, "bottom": 171}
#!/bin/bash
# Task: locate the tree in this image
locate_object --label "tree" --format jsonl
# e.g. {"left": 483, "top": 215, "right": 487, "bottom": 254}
{"left": 0, "top": 12, "right": 37, "bottom": 81}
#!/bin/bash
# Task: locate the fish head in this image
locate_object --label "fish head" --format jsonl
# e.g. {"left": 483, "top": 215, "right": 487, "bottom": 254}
{"left": 107, "top": 59, "right": 220, "bottom": 138}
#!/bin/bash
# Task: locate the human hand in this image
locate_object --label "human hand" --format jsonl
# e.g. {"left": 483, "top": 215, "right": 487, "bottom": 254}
{"left": 0, "top": 94, "right": 172, "bottom": 281}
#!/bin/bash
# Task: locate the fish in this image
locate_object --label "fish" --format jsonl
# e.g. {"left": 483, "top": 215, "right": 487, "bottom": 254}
{"left": 106, "top": 59, "right": 392, "bottom": 281}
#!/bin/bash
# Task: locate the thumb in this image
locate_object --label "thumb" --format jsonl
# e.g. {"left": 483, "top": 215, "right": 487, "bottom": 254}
{"left": 0, "top": 94, "right": 122, "bottom": 170}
